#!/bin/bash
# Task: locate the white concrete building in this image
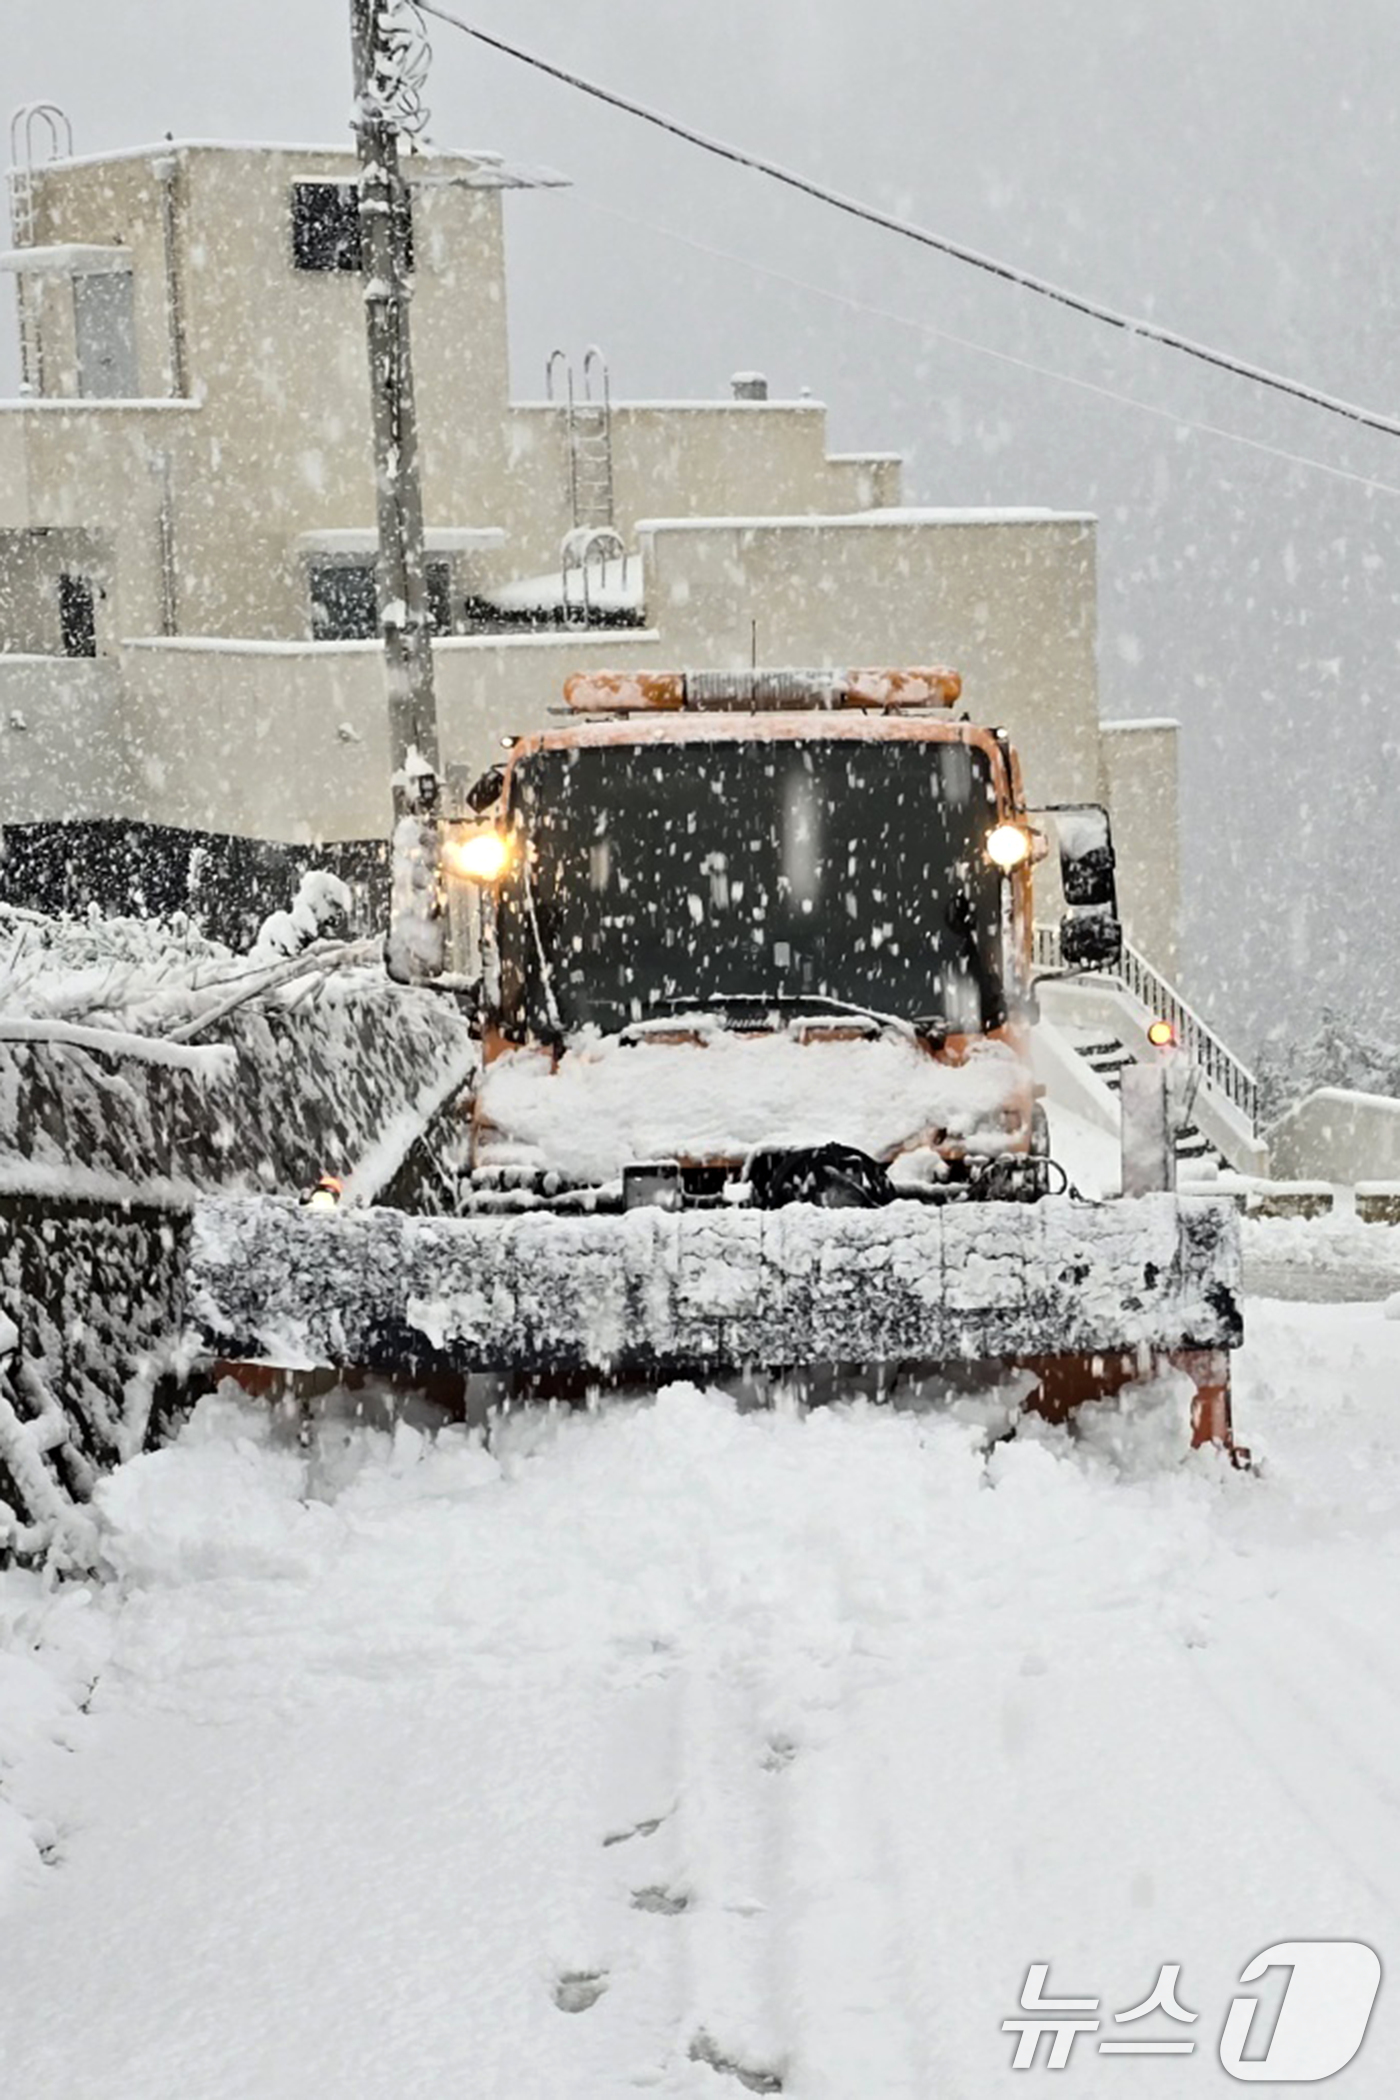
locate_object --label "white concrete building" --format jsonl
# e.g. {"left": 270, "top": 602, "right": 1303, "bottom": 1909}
{"left": 0, "top": 122, "right": 1179, "bottom": 967}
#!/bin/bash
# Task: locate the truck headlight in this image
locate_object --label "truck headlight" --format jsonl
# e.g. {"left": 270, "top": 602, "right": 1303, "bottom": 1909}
{"left": 444, "top": 829, "right": 511, "bottom": 883}
{"left": 985, "top": 824, "right": 1031, "bottom": 871}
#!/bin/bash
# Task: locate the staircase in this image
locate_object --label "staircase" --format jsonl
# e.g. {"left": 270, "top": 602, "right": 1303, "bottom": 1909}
{"left": 1034, "top": 928, "right": 1269, "bottom": 1177}
{"left": 1066, "top": 1025, "right": 1221, "bottom": 1171}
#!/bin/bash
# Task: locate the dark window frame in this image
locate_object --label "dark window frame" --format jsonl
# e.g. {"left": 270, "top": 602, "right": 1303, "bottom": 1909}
{"left": 308, "top": 559, "right": 378, "bottom": 641}
{"left": 290, "top": 181, "right": 414, "bottom": 274}
{"left": 308, "top": 556, "right": 453, "bottom": 641}
{"left": 58, "top": 572, "right": 97, "bottom": 658}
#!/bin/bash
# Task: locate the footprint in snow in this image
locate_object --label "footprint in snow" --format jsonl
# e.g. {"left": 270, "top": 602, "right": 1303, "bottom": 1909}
{"left": 688, "top": 2033, "right": 784, "bottom": 2092}
{"left": 602, "top": 1813, "right": 668, "bottom": 1847}
{"left": 631, "top": 1884, "right": 690, "bottom": 1915}
{"left": 553, "top": 1971, "right": 609, "bottom": 2014}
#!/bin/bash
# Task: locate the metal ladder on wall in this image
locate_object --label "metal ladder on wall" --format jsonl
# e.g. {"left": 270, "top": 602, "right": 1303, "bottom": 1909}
{"left": 7, "top": 102, "right": 73, "bottom": 394}
{"left": 546, "top": 345, "right": 615, "bottom": 531}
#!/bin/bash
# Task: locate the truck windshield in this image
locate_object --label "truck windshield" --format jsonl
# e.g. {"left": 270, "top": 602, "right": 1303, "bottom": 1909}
{"left": 497, "top": 736, "right": 1008, "bottom": 1038}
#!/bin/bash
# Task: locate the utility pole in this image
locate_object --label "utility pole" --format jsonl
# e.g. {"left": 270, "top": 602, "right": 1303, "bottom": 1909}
{"left": 350, "top": 0, "right": 444, "bottom": 983}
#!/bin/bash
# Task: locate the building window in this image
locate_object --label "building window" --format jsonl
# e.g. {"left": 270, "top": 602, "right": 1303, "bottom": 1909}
{"left": 310, "top": 560, "right": 377, "bottom": 640}
{"left": 425, "top": 559, "right": 451, "bottom": 636}
{"left": 309, "top": 558, "right": 452, "bottom": 640}
{"left": 58, "top": 573, "right": 97, "bottom": 657}
{"left": 73, "top": 272, "right": 138, "bottom": 398}
{"left": 290, "top": 182, "right": 413, "bottom": 273}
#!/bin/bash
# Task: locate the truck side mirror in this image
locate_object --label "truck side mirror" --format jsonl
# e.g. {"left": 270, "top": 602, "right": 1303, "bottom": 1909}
{"left": 1060, "top": 907, "right": 1122, "bottom": 970}
{"left": 1039, "top": 803, "right": 1123, "bottom": 972}
{"left": 464, "top": 764, "right": 505, "bottom": 815}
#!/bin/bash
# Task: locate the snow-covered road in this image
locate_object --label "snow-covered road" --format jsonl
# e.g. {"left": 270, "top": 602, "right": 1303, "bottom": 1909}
{"left": 2, "top": 1301, "right": 1399, "bottom": 2096}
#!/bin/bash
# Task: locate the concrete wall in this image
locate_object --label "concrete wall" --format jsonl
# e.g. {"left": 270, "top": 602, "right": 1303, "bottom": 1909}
{"left": 7, "top": 403, "right": 196, "bottom": 639}
{"left": 0, "top": 417, "right": 28, "bottom": 526}
{"left": 1098, "top": 719, "right": 1180, "bottom": 978}
{"left": 499, "top": 405, "right": 901, "bottom": 578}
{"left": 0, "top": 528, "right": 109, "bottom": 654}
{"left": 23, "top": 153, "right": 170, "bottom": 399}
{"left": 638, "top": 512, "right": 1102, "bottom": 805}
{"left": 167, "top": 149, "right": 511, "bottom": 639}
{"left": 1268, "top": 1087, "right": 1400, "bottom": 1183}
{"left": 826, "top": 455, "right": 903, "bottom": 514}
{"left": 0, "top": 657, "right": 131, "bottom": 821}
{"left": 10, "top": 146, "right": 512, "bottom": 642}
{"left": 115, "top": 629, "right": 664, "bottom": 839}
{"left": 5, "top": 149, "right": 916, "bottom": 649}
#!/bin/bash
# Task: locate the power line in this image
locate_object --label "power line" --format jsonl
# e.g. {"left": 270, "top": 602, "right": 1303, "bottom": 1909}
{"left": 419, "top": 1, "right": 1400, "bottom": 446}
{"left": 578, "top": 194, "right": 1400, "bottom": 504}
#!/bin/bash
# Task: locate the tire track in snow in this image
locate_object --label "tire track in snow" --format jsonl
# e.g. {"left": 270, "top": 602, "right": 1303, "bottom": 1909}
{"left": 668, "top": 1658, "right": 793, "bottom": 2091}
{"left": 768, "top": 1527, "right": 954, "bottom": 2100}
{"left": 592, "top": 1663, "right": 692, "bottom": 2085}
{"left": 585, "top": 1650, "right": 794, "bottom": 2092}
{"left": 1190, "top": 1607, "right": 1400, "bottom": 1930}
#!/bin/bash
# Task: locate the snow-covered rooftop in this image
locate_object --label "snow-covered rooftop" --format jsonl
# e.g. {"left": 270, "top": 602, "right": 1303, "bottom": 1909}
{"left": 0, "top": 398, "right": 200, "bottom": 415}
{"left": 22, "top": 140, "right": 507, "bottom": 173}
{"left": 294, "top": 528, "right": 506, "bottom": 557}
{"left": 0, "top": 245, "right": 131, "bottom": 277}
{"left": 638, "top": 507, "right": 1096, "bottom": 533}
{"left": 514, "top": 398, "right": 827, "bottom": 414}
{"left": 120, "top": 630, "right": 661, "bottom": 656}
{"left": 489, "top": 555, "right": 643, "bottom": 618}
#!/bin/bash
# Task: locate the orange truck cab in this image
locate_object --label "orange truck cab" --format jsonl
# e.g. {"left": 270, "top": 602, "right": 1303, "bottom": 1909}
{"left": 444, "top": 668, "right": 1120, "bottom": 1215}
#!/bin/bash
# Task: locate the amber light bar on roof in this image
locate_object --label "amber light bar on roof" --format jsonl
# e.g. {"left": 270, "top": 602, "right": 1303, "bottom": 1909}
{"left": 562, "top": 666, "right": 963, "bottom": 714}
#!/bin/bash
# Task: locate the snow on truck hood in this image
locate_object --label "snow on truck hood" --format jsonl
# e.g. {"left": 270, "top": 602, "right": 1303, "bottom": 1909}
{"left": 475, "top": 1024, "right": 1021, "bottom": 1183}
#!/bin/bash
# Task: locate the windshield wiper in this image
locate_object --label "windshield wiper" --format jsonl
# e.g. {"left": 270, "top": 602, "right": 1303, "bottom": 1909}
{"left": 643, "top": 992, "right": 950, "bottom": 1046}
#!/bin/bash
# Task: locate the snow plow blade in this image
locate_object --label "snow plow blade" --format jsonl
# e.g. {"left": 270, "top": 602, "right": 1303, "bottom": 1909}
{"left": 192, "top": 1192, "right": 1244, "bottom": 1449}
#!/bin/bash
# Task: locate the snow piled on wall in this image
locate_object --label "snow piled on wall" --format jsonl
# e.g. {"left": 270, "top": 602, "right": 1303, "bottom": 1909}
{"left": 0, "top": 905, "right": 476, "bottom": 1195}
{"left": 0, "top": 903, "right": 477, "bottom": 1558}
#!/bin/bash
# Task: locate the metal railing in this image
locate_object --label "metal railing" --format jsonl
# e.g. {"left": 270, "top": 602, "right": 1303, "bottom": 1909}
{"left": 1034, "top": 924, "right": 1259, "bottom": 1132}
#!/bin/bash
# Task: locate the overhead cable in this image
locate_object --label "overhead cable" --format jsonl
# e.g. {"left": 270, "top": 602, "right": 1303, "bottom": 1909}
{"left": 578, "top": 195, "right": 1400, "bottom": 503}
{"left": 419, "top": 2, "right": 1400, "bottom": 444}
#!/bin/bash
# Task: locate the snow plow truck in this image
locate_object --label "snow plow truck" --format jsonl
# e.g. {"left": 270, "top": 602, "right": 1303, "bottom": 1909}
{"left": 197, "top": 665, "right": 1243, "bottom": 1452}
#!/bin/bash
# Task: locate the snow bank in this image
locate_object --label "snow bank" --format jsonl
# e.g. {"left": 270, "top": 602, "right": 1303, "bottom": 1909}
{"left": 1242, "top": 1208, "right": 1400, "bottom": 1302}
{"left": 476, "top": 1029, "right": 1022, "bottom": 1183}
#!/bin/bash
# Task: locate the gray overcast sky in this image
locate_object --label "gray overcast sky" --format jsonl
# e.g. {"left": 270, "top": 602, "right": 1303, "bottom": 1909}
{"left": 8, "top": 1, "right": 1400, "bottom": 1051}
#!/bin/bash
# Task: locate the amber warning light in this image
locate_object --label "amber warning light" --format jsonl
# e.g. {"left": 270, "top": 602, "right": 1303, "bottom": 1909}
{"left": 1147, "top": 1019, "right": 1176, "bottom": 1049}
{"left": 563, "top": 667, "right": 963, "bottom": 714}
